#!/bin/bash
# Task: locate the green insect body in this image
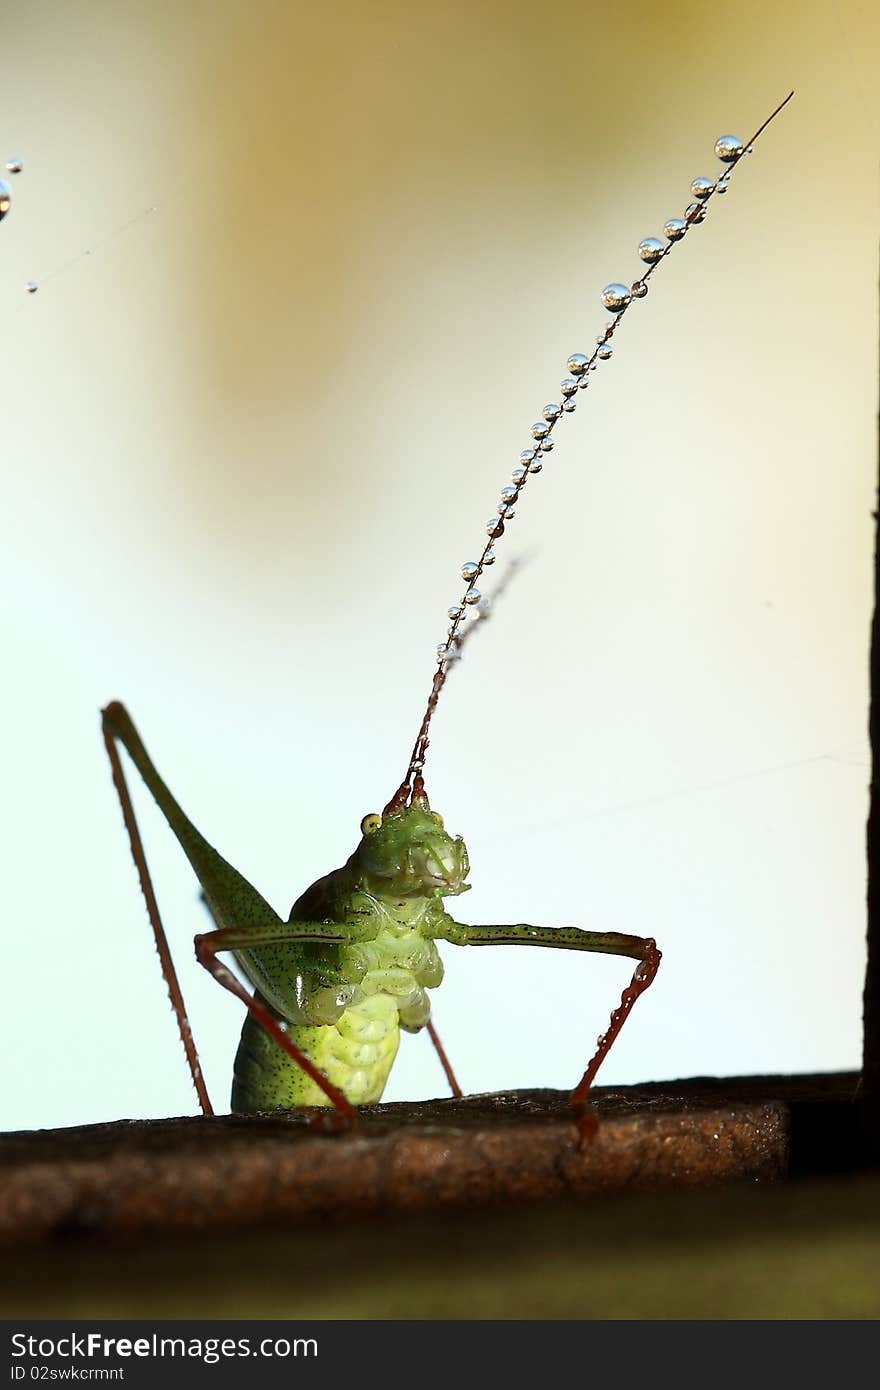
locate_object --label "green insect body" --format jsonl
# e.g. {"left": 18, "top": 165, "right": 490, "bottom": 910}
{"left": 231, "top": 804, "right": 469, "bottom": 1110}
{"left": 102, "top": 96, "right": 791, "bottom": 1132}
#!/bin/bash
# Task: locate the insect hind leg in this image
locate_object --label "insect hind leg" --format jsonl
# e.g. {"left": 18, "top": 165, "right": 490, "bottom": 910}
{"left": 102, "top": 704, "right": 214, "bottom": 1115}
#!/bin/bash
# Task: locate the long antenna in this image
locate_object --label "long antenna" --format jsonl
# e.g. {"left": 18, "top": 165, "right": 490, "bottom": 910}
{"left": 385, "top": 92, "right": 794, "bottom": 816}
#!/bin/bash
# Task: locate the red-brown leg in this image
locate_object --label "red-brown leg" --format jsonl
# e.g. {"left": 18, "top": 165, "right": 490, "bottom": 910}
{"left": 570, "top": 941, "right": 662, "bottom": 1139}
{"left": 103, "top": 722, "right": 214, "bottom": 1115}
{"left": 426, "top": 1018, "right": 463, "bottom": 1099}
{"left": 194, "top": 926, "right": 357, "bottom": 1124}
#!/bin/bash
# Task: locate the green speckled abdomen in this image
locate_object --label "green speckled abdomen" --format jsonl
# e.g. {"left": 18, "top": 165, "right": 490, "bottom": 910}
{"left": 231, "top": 905, "right": 448, "bottom": 1111}
{"left": 232, "top": 992, "right": 402, "bottom": 1109}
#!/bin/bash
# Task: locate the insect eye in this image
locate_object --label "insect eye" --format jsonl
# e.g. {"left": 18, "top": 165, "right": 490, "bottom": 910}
{"left": 360, "top": 813, "right": 382, "bottom": 835}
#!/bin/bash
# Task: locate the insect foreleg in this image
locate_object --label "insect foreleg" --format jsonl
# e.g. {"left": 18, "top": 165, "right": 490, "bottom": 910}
{"left": 193, "top": 917, "right": 376, "bottom": 1122}
{"left": 442, "top": 922, "right": 661, "bottom": 1137}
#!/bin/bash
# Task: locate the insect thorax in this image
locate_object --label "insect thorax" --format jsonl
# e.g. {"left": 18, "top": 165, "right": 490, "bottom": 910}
{"left": 231, "top": 881, "right": 450, "bottom": 1110}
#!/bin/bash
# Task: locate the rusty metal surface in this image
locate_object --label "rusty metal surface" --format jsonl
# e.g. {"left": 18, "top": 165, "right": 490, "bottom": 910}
{"left": 0, "top": 1074, "right": 859, "bottom": 1246}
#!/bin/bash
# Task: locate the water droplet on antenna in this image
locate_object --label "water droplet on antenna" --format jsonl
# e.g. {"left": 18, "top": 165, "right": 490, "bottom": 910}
{"left": 566, "top": 353, "right": 589, "bottom": 376}
{"left": 664, "top": 218, "right": 687, "bottom": 241}
{"left": 560, "top": 377, "right": 579, "bottom": 397}
{"left": 638, "top": 237, "right": 664, "bottom": 263}
{"left": 601, "top": 283, "right": 631, "bottom": 312}
{"left": 530, "top": 420, "right": 549, "bottom": 439}
{"left": 460, "top": 561, "right": 479, "bottom": 581}
{"left": 500, "top": 485, "right": 518, "bottom": 503}
{"left": 691, "top": 177, "right": 715, "bottom": 200}
{"left": 714, "top": 134, "right": 743, "bottom": 163}
{"left": 483, "top": 547, "right": 496, "bottom": 564}
{"left": 464, "top": 588, "right": 482, "bottom": 605}
{"left": 542, "top": 403, "right": 562, "bottom": 422}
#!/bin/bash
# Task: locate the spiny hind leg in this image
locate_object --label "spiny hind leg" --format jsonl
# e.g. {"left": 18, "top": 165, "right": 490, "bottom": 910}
{"left": 103, "top": 707, "right": 214, "bottom": 1115}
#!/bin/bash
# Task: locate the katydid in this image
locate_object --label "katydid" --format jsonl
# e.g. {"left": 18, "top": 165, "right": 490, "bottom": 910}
{"left": 102, "top": 95, "right": 792, "bottom": 1137}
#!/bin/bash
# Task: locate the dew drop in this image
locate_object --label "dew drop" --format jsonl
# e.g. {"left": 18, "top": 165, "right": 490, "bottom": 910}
{"left": 486, "top": 517, "right": 503, "bottom": 537}
{"left": 542, "top": 402, "right": 562, "bottom": 422}
{"left": 483, "top": 546, "right": 496, "bottom": 564}
{"left": 460, "top": 561, "right": 479, "bottom": 581}
{"left": 527, "top": 458, "right": 543, "bottom": 473}
{"left": 24, "top": 280, "right": 38, "bottom": 294}
{"left": 539, "top": 436, "right": 554, "bottom": 451}
{"left": 714, "top": 134, "right": 744, "bottom": 162}
{"left": 464, "top": 588, "right": 482, "bottom": 605}
{"left": 560, "top": 377, "right": 579, "bottom": 397}
{"left": 638, "top": 236, "right": 664, "bottom": 263}
{"left": 5, "top": 158, "right": 23, "bottom": 175}
{"left": 511, "top": 467, "right": 527, "bottom": 484}
{"left": 447, "top": 605, "right": 463, "bottom": 620}
{"left": 600, "top": 282, "right": 631, "bottom": 313}
{"left": 530, "top": 420, "right": 549, "bottom": 439}
{"left": 597, "top": 343, "right": 612, "bottom": 360}
{"left": 500, "top": 485, "right": 518, "bottom": 503}
{"left": 0, "top": 179, "right": 11, "bottom": 220}
{"left": 566, "top": 353, "right": 589, "bottom": 376}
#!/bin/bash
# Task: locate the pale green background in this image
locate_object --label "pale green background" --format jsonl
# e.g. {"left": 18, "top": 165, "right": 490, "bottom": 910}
{"left": 1, "top": 1, "right": 877, "bottom": 1130}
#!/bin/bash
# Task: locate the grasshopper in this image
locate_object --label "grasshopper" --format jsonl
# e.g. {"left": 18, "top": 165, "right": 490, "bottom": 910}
{"left": 102, "top": 95, "right": 792, "bottom": 1136}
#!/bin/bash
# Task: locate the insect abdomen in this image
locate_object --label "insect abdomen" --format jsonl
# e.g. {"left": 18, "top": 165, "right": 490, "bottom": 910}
{"left": 231, "top": 991, "right": 402, "bottom": 1111}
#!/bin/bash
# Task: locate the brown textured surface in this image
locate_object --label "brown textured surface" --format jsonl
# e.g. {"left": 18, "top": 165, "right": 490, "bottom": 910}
{"left": 0, "top": 1073, "right": 861, "bottom": 1247}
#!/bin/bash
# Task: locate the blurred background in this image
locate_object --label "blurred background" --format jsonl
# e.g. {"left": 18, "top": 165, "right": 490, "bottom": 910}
{"left": 0, "top": 0, "right": 877, "bottom": 1132}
